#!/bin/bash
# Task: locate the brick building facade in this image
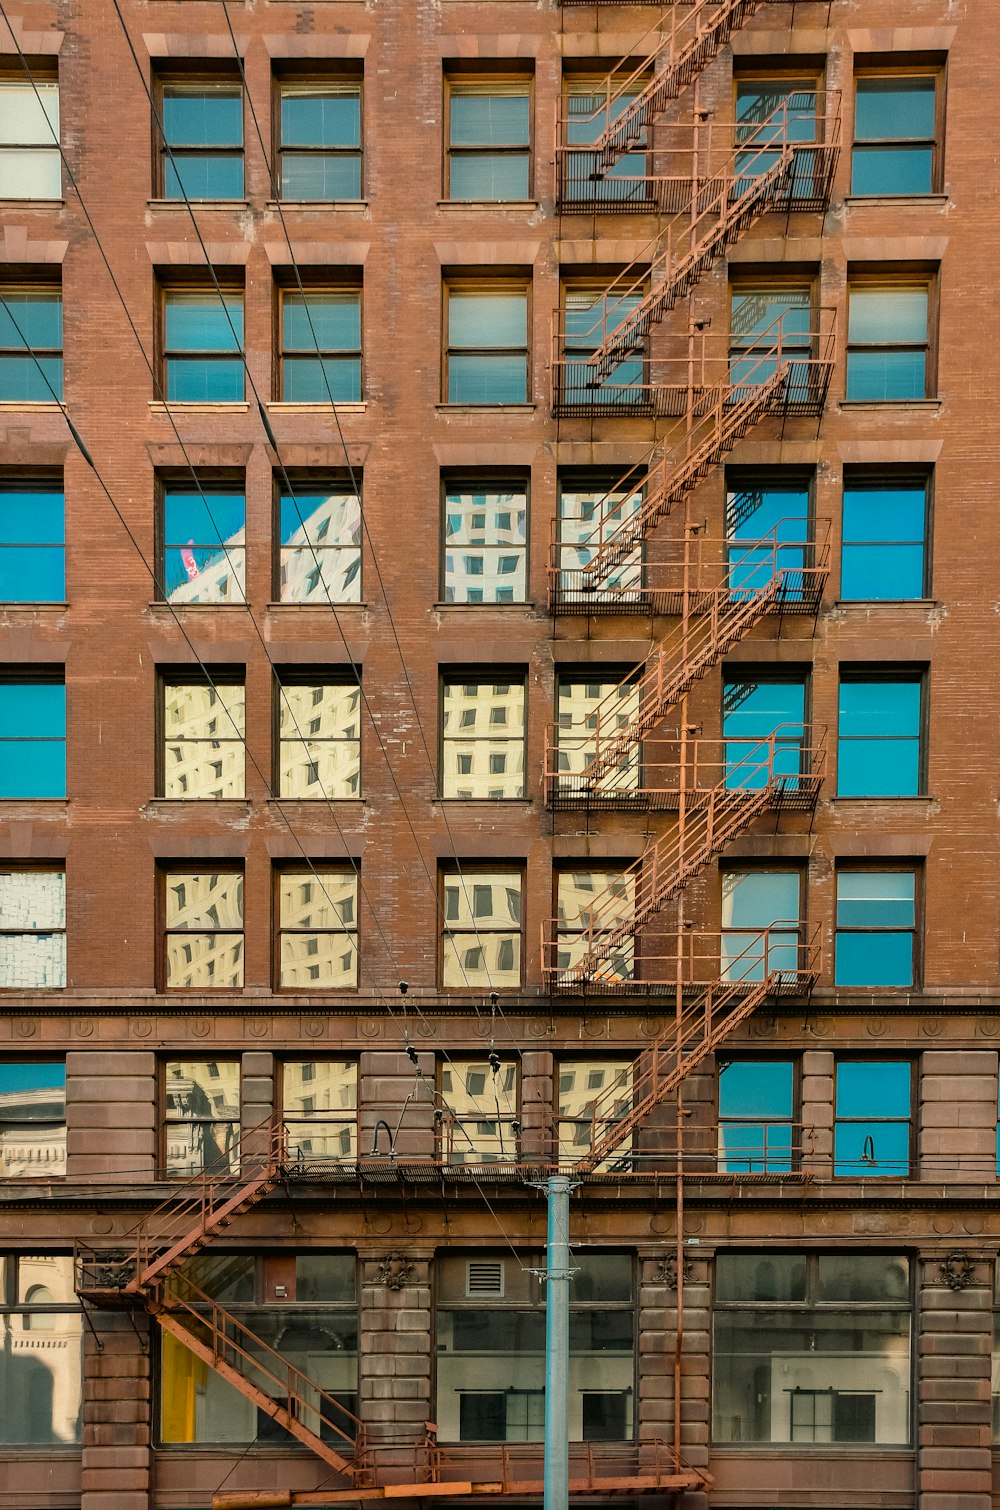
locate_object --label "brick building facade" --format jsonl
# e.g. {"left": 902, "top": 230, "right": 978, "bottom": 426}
{"left": 0, "top": 0, "right": 997, "bottom": 1508}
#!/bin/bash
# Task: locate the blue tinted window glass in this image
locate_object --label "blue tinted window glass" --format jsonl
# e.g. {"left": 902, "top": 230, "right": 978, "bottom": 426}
{"left": 836, "top": 871, "right": 915, "bottom": 928}
{"left": 854, "top": 77, "right": 935, "bottom": 141}
{"left": 0, "top": 680, "right": 65, "bottom": 797}
{"left": 0, "top": 681, "right": 65, "bottom": 738}
{"left": 851, "top": 145, "right": 932, "bottom": 196}
{"left": 0, "top": 293, "right": 61, "bottom": 350}
{"left": 735, "top": 83, "right": 817, "bottom": 144}
{"left": 166, "top": 359, "right": 244, "bottom": 404}
{"left": 722, "top": 870, "right": 800, "bottom": 929}
{"left": 163, "top": 89, "right": 242, "bottom": 148}
{"left": 282, "top": 90, "right": 360, "bottom": 148}
{"left": 841, "top": 542, "right": 925, "bottom": 601}
{"left": 164, "top": 156, "right": 244, "bottom": 201}
{"left": 450, "top": 293, "right": 527, "bottom": 349}
{"left": 282, "top": 357, "right": 361, "bottom": 403}
{"left": 837, "top": 1059, "right": 910, "bottom": 1118}
{"left": 837, "top": 679, "right": 921, "bottom": 796}
{"left": 841, "top": 482, "right": 926, "bottom": 600}
{"left": 0, "top": 488, "right": 64, "bottom": 601}
{"left": 281, "top": 155, "right": 360, "bottom": 201}
{"left": 846, "top": 349, "right": 926, "bottom": 402}
{"left": 0, "top": 355, "right": 62, "bottom": 402}
{"left": 165, "top": 294, "right": 243, "bottom": 354}
{"left": 283, "top": 294, "right": 360, "bottom": 352}
{"left": 0, "top": 1061, "right": 65, "bottom": 1097}
{"left": 448, "top": 355, "right": 526, "bottom": 405}
{"left": 723, "top": 679, "right": 806, "bottom": 789}
{"left": 280, "top": 493, "right": 361, "bottom": 549}
{"left": 719, "top": 1059, "right": 793, "bottom": 1119}
{"left": 842, "top": 484, "right": 925, "bottom": 544}
{"left": 838, "top": 679, "right": 920, "bottom": 737}
{"left": 450, "top": 155, "right": 530, "bottom": 201}
{"left": 834, "top": 1119, "right": 910, "bottom": 1176}
{"left": 450, "top": 94, "right": 530, "bottom": 148}
{"left": 835, "top": 931, "right": 913, "bottom": 987}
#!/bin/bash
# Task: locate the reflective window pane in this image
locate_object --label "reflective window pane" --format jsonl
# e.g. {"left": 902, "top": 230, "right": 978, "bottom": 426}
{"left": 282, "top": 89, "right": 360, "bottom": 147}
{"left": 0, "top": 1061, "right": 66, "bottom": 1177}
{"left": 164, "top": 873, "right": 244, "bottom": 990}
{"left": 837, "top": 678, "right": 921, "bottom": 796}
{"left": 278, "top": 871, "right": 359, "bottom": 989}
{"left": 0, "top": 1255, "right": 81, "bottom": 1442}
{"left": 841, "top": 480, "right": 927, "bottom": 600}
{"left": 162, "top": 681, "right": 246, "bottom": 799}
{"left": 835, "top": 870, "right": 916, "bottom": 988}
{"left": 163, "top": 489, "right": 245, "bottom": 604}
{"left": 278, "top": 682, "right": 361, "bottom": 799}
{"left": 0, "top": 486, "right": 64, "bottom": 602}
{"left": 164, "top": 1057, "right": 241, "bottom": 1173}
{"left": 442, "top": 679, "right": 525, "bottom": 798}
{"left": 442, "top": 870, "right": 522, "bottom": 988}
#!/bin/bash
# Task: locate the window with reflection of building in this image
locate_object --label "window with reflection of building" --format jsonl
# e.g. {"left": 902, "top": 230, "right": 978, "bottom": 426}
{"left": 436, "top": 1252, "right": 634, "bottom": 1443}
{"left": 163, "top": 869, "right": 244, "bottom": 990}
{"left": 277, "top": 869, "right": 358, "bottom": 989}
{"left": 278, "top": 483, "right": 362, "bottom": 603}
{"left": 160, "top": 483, "right": 245, "bottom": 604}
{"left": 163, "top": 1058, "right": 240, "bottom": 1176}
{"left": 713, "top": 1252, "right": 911, "bottom": 1445}
{"left": 556, "top": 868, "right": 635, "bottom": 983}
{"left": 160, "top": 1252, "right": 358, "bottom": 1444}
{"left": 556, "top": 675, "right": 640, "bottom": 795}
{"left": 441, "top": 868, "right": 522, "bottom": 989}
{"left": 0, "top": 1254, "right": 81, "bottom": 1443}
{"left": 0, "top": 868, "right": 65, "bottom": 988}
{"left": 161, "top": 676, "right": 245, "bottom": 799}
{"left": 441, "top": 676, "right": 525, "bottom": 798}
{"left": 282, "top": 1060, "right": 357, "bottom": 1167}
{"left": 440, "top": 1056, "right": 518, "bottom": 1165}
{"left": 442, "top": 478, "right": 527, "bottom": 604}
{"left": 0, "top": 1061, "right": 65, "bottom": 1177}
{"left": 556, "top": 474, "right": 643, "bottom": 602}
{"left": 557, "top": 1059, "right": 633, "bottom": 1171}
{"left": 276, "top": 675, "right": 361, "bottom": 799}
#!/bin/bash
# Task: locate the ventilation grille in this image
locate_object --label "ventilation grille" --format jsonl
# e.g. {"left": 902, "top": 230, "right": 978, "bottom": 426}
{"left": 466, "top": 1260, "right": 504, "bottom": 1297}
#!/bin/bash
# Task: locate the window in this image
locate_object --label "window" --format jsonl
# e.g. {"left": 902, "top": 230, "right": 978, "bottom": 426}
{"left": 161, "top": 285, "right": 244, "bottom": 403}
{"left": 730, "top": 282, "right": 813, "bottom": 392}
{"left": 276, "top": 868, "right": 359, "bottom": 989}
{"left": 0, "top": 670, "right": 65, "bottom": 797}
{"left": 713, "top": 1252, "right": 911, "bottom": 1444}
{"left": 556, "top": 675, "right": 640, "bottom": 797}
{"left": 278, "top": 80, "right": 362, "bottom": 201}
{"left": 278, "top": 479, "right": 362, "bottom": 604}
{"left": 561, "top": 75, "right": 648, "bottom": 209}
{"left": 717, "top": 1059, "right": 794, "bottom": 1174}
{"left": 440, "top": 1056, "right": 518, "bottom": 1165}
{"left": 163, "top": 1057, "right": 240, "bottom": 1175}
{"left": 721, "top": 870, "right": 802, "bottom": 984}
{"left": 446, "top": 76, "right": 531, "bottom": 201}
{"left": 734, "top": 76, "right": 820, "bottom": 196}
{"left": 0, "top": 283, "right": 62, "bottom": 401}
{"left": 0, "top": 478, "right": 64, "bottom": 601}
{"left": 282, "top": 1060, "right": 357, "bottom": 1164}
{"left": 834, "top": 1060, "right": 911, "bottom": 1177}
{"left": 846, "top": 280, "right": 931, "bottom": 401}
{"left": 276, "top": 674, "right": 361, "bottom": 799}
{"left": 441, "top": 675, "right": 525, "bottom": 798}
{"left": 160, "top": 481, "right": 245, "bottom": 604}
{"left": 852, "top": 72, "right": 940, "bottom": 195}
{"left": 161, "top": 675, "right": 245, "bottom": 799}
{"left": 444, "top": 282, "right": 529, "bottom": 405}
{"left": 160, "top": 1253, "right": 358, "bottom": 1444}
{"left": 441, "top": 867, "right": 522, "bottom": 989}
{"left": 560, "top": 282, "right": 645, "bottom": 411}
{"left": 162, "top": 868, "right": 244, "bottom": 989}
{"left": 556, "top": 473, "right": 643, "bottom": 602}
{"left": 0, "top": 1061, "right": 65, "bottom": 1176}
{"left": 557, "top": 1059, "right": 633, "bottom": 1172}
{"left": 840, "top": 474, "right": 929, "bottom": 600}
{"left": 725, "top": 474, "right": 810, "bottom": 601}
{"left": 442, "top": 477, "right": 527, "bottom": 604}
{"left": 555, "top": 868, "right": 634, "bottom": 984}
{"left": 837, "top": 672, "right": 923, "bottom": 796}
{"left": 0, "top": 868, "right": 65, "bottom": 988}
{"left": 436, "top": 1252, "right": 633, "bottom": 1442}
{"left": 279, "top": 286, "right": 362, "bottom": 402}
{"left": 0, "top": 1255, "right": 81, "bottom": 1442}
{"left": 722, "top": 674, "right": 806, "bottom": 791}
{"left": 158, "top": 78, "right": 243, "bottom": 199}
{"left": 0, "top": 75, "right": 59, "bottom": 198}
{"left": 835, "top": 868, "right": 917, "bottom": 988}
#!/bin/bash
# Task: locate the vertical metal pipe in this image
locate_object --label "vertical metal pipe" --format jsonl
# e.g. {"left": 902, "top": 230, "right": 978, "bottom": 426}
{"left": 544, "top": 1174, "right": 572, "bottom": 1510}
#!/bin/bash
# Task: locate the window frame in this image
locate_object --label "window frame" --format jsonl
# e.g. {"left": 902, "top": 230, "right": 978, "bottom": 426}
{"left": 0, "top": 278, "right": 63, "bottom": 403}
{"left": 851, "top": 66, "right": 944, "bottom": 198}
{"left": 439, "top": 1054, "right": 520, "bottom": 1166}
{"left": 439, "top": 670, "right": 527, "bottom": 800}
{"left": 560, "top": 70, "right": 651, "bottom": 211}
{"left": 158, "top": 669, "right": 247, "bottom": 802}
{"left": 716, "top": 1056, "right": 798, "bottom": 1175}
{"left": 440, "top": 471, "right": 529, "bottom": 606}
{"left": 154, "top": 71, "right": 245, "bottom": 202}
{"left": 159, "top": 865, "right": 246, "bottom": 992}
{"left": 274, "top": 71, "right": 364, "bottom": 204}
{"left": 0, "top": 1253, "right": 82, "bottom": 1443}
{"left": 0, "top": 865, "right": 66, "bottom": 990}
{"left": 442, "top": 277, "right": 531, "bottom": 407}
{"left": 719, "top": 865, "right": 805, "bottom": 985}
{"left": 0, "top": 666, "right": 66, "bottom": 799}
{"left": 0, "top": 68, "right": 60, "bottom": 201}
{"left": 273, "top": 669, "right": 362, "bottom": 801}
{"left": 158, "top": 278, "right": 245, "bottom": 405}
{"left": 273, "top": 865, "right": 360, "bottom": 992}
{"left": 834, "top": 863, "right": 921, "bottom": 990}
{"left": 444, "top": 71, "right": 534, "bottom": 204}
{"left": 274, "top": 472, "right": 363, "bottom": 606}
{"left": 839, "top": 468, "right": 932, "bottom": 602}
{"left": 275, "top": 279, "right": 363, "bottom": 404}
{"left": 161, "top": 1055, "right": 241, "bottom": 1176}
{"left": 833, "top": 1056, "right": 914, "bottom": 1179}
{"left": 0, "top": 1058, "right": 66, "bottom": 1177}
{"left": 156, "top": 472, "right": 246, "bottom": 606}
{"left": 845, "top": 274, "right": 936, "bottom": 403}
{"left": 279, "top": 1058, "right": 359, "bottom": 1164}
{"left": 836, "top": 667, "right": 927, "bottom": 798}
{"left": 0, "top": 473, "right": 65, "bottom": 604}
{"left": 439, "top": 863, "right": 524, "bottom": 992}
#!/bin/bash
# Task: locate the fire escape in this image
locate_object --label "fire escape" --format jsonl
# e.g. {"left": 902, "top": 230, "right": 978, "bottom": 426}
{"left": 544, "top": 0, "right": 840, "bottom": 1128}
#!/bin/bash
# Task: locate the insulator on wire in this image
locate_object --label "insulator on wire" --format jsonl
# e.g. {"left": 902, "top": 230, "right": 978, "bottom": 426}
{"left": 488, "top": 1049, "right": 501, "bottom": 1075}
{"left": 405, "top": 1042, "right": 419, "bottom": 1066}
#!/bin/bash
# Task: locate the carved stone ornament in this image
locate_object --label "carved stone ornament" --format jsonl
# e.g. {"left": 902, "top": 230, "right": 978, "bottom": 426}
{"left": 938, "top": 1252, "right": 976, "bottom": 1291}
{"left": 376, "top": 1254, "right": 414, "bottom": 1291}
{"left": 656, "top": 1254, "right": 694, "bottom": 1290}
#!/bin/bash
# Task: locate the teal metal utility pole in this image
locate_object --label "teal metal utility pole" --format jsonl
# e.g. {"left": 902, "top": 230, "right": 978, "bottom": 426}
{"left": 543, "top": 1174, "right": 573, "bottom": 1510}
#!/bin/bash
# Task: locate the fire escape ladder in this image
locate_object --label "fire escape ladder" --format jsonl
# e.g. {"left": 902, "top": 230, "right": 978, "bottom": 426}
{"left": 152, "top": 1275, "right": 363, "bottom": 1481}
{"left": 587, "top": 145, "right": 795, "bottom": 377}
{"left": 572, "top": 573, "right": 784, "bottom": 792}
{"left": 573, "top": 974, "right": 777, "bottom": 1175}
{"left": 593, "top": 0, "right": 769, "bottom": 166}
